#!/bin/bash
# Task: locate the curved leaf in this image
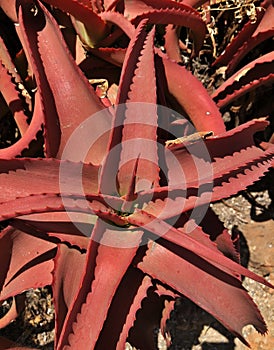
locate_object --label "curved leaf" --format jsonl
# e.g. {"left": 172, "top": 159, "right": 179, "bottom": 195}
{"left": 100, "top": 22, "right": 160, "bottom": 197}
{"left": 134, "top": 9, "right": 205, "bottom": 57}
{"left": 137, "top": 240, "right": 267, "bottom": 346}
{"left": 52, "top": 244, "right": 87, "bottom": 344}
{"left": 125, "top": 0, "right": 206, "bottom": 56}
{"left": 56, "top": 220, "right": 143, "bottom": 349}
{"left": 225, "top": 4, "right": 274, "bottom": 75}
{"left": 99, "top": 11, "right": 135, "bottom": 39}
{"left": 160, "top": 54, "right": 226, "bottom": 134}
{"left": 136, "top": 119, "right": 274, "bottom": 217}
{"left": 42, "top": 0, "right": 108, "bottom": 45}
{"left": 212, "top": 8, "right": 265, "bottom": 68}
{"left": 0, "top": 158, "right": 99, "bottom": 202}
{"left": 212, "top": 51, "right": 274, "bottom": 109}
{"left": 128, "top": 210, "right": 273, "bottom": 289}
{"left": 0, "top": 226, "right": 55, "bottom": 301}
{"left": 19, "top": 1, "right": 112, "bottom": 162}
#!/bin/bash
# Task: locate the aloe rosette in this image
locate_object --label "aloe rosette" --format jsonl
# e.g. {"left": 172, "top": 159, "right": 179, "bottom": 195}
{"left": 0, "top": 1, "right": 274, "bottom": 349}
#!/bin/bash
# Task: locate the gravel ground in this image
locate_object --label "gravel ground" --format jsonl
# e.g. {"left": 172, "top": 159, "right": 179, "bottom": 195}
{"left": 0, "top": 287, "right": 54, "bottom": 349}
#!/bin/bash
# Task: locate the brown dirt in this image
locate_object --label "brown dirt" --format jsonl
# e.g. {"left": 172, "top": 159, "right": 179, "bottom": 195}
{"left": 0, "top": 288, "right": 54, "bottom": 349}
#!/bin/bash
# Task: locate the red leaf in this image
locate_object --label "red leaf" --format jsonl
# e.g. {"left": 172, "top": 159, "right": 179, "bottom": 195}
{"left": 0, "top": 226, "right": 55, "bottom": 301}
{"left": 128, "top": 210, "right": 273, "bottom": 289}
{"left": 212, "top": 51, "right": 274, "bottom": 109}
{"left": 0, "top": 158, "right": 99, "bottom": 202}
{"left": 126, "top": 283, "right": 173, "bottom": 349}
{"left": 115, "top": 20, "right": 154, "bottom": 105}
{"left": 133, "top": 10, "right": 206, "bottom": 57}
{"left": 56, "top": 220, "right": 143, "bottom": 349}
{"left": 11, "top": 215, "right": 90, "bottom": 251}
{"left": 52, "top": 244, "right": 87, "bottom": 344}
{"left": 124, "top": 0, "right": 206, "bottom": 56}
{"left": 212, "top": 9, "right": 265, "bottom": 68}
{"left": 114, "top": 273, "right": 153, "bottom": 349}
{"left": 160, "top": 55, "right": 226, "bottom": 134}
{"left": 42, "top": 0, "right": 108, "bottom": 44}
{"left": 19, "top": 1, "right": 112, "bottom": 163}
{"left": 99, "top": 11, "right": 135, "bottom": 39}
{"left": 137, "top": 119, "right": 274, "bottom": 217}
{"left": 99, "top": 22, "right": 160, "bottom": 196}
{"left": 95, "top": 270, "right": 153, "bottom": 349}
{"left": 197, "top": 207, "right": 240, "bottom": 263}
{"left": 89, "top": 47, "right": 126, "bottom": 67}
{"left": 164, "top": 24, "right": 182, "bottom": 62}
{"left": 226, "top": 4, "right": 274, "bottom": 75}
{"left": 137, "top": 240, "right": 267, "bottom": 346}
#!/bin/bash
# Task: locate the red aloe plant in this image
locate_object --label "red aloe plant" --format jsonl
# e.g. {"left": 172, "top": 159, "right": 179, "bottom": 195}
{"left": 0, "top": 0, "right": 274, "bottom": 349}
